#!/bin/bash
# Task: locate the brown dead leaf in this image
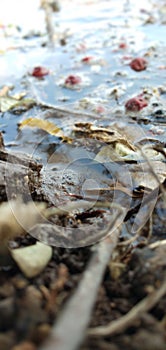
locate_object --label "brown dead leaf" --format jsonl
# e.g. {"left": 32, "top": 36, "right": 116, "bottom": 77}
{"left": 74, "top": 122, "right": 136, "bottom": 150}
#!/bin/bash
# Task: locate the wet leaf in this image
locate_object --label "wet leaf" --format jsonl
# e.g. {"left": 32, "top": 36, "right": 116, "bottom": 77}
{"left": 95, "top": 143, "right": 136, "bottom": 163}
{"left": 0, "top": 96, "right": 36, "bottom": 112}
{"left": 20, "top": 117, "right": 72, "bottom": 142}
{"left": 95, "top": 138, "right": 166, "bottom": 190}
{"left": 96, "top": 144, "right": 165, "bottom": 163}
{"left": 74, "top": 123, "right": 136, "bottom": 151}
{"left": 131, "top": 161, "right": 166, "bottom": 189}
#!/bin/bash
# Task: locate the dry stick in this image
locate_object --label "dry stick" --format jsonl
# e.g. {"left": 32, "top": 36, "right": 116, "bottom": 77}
{"left": 39, "top": 226, "right": 121, "bottom": 350}
{"left": 42, "top": 0, "right": 55, "bottom": 46}
{"left": 88, "top": 278, "right": 166, "bottom": 337}
{"left": 119, "top": 214, "right": 153, "bottom": 247}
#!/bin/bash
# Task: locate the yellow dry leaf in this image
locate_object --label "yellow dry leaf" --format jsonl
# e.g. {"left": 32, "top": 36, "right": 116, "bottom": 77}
{"left": 20, "top": 117, "right": 60, "bottom": 134}
{"left": 20, "top": 117, "right": 72, "bottom": 143}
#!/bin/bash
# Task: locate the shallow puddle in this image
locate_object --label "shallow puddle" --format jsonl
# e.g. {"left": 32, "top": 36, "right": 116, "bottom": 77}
{"left": 0, "top": 1, "right": 166, "bottom": 154}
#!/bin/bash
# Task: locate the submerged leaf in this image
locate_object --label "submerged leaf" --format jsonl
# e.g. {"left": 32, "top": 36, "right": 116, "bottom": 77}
{"left": 131, "top": 161, "right": 166, "bottom": 189}
{"left": 96, "top": 144, "right": 165, "bottom": 163}
{"left": 20, "top": 117, "right": 61, "bottom": 134}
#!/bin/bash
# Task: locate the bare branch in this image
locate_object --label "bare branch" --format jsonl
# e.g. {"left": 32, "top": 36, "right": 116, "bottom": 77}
{"left": 88, "top": 278, "right": 166, "bottom": 337}
{"left": 41, "top": 0, "right": 57, "bottom": 46}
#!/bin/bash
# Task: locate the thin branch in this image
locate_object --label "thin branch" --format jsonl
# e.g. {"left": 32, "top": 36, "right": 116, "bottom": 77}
{"left": 88, "top": 278, "right": 166, "bottom": 337}
{"left": 41, "top": 0, "right": 56, "bottom": 46}
{"left": 118, "top": 233, "right": 139, "bottom": 246}
{"left": 148, "top": 239, "right": 166, "bottom": 249}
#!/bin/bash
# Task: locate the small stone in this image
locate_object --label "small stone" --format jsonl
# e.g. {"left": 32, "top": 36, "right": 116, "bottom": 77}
{"left": 11, "top": 242, "right": 52, "bottom": 278}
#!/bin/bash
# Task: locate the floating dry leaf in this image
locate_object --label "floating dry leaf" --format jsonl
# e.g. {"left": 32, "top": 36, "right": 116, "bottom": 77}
{"left": 20, "top": 117, "right": 72, "bottom": 142}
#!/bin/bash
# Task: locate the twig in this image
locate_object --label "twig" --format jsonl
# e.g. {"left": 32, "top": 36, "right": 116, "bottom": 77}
{"left": 41, "top": 0, "right": 56, "bottom": 46}
{"left": 118, "top": 222, "right": 143, "bottom": 247}
{"left": 39, "top": 227, "right": 121, "bottom": 350}
{"left": 148, "top": 239, "right": 166, "bottom": 249}
{"left": 88, "top": 278, "right": 166, "bottom": 337}
{"left": 147, "top": 214, "right": 153, "bottom": 241}
{"left": 118, "top": 233, "right": 139, "bottom": 246}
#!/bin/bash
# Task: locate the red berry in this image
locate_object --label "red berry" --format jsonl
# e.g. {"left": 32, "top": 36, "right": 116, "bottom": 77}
{"left": 125, "top": 96, "right": 148, "bottom": 112}
{"left": 119, "top": 42, "right": 127, "bottom": 49}
{"left": 129, "top": 57, "right": 148, "bottom": 72}
{"left": 65, "top": 75, "right": 82, "bottom": 85}
{"left": 95, "top": 105, "right": 105, "bottom": 113}
{"left": 31, "top": 66, "right": 49, "bottom": 78}
{"left": 81, "top": 56, "right": 93, "bottom": 63}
